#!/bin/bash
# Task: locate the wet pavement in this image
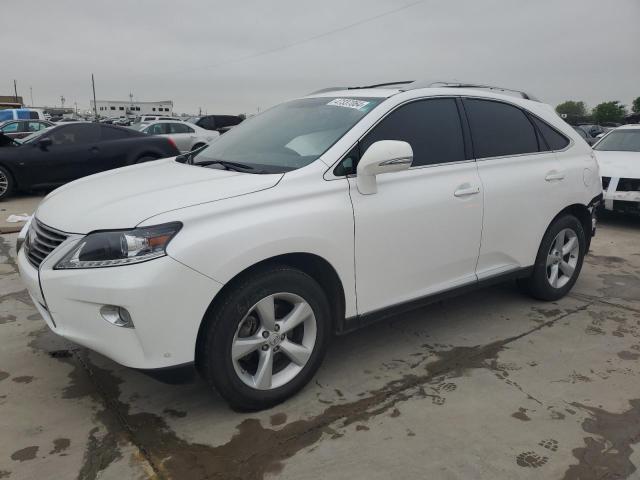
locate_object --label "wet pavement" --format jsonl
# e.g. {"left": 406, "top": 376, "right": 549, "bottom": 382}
{"left": 1, "top": 214, "right": 640, "bottom": 479}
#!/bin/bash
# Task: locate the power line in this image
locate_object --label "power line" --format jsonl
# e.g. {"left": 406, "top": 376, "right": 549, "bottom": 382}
{"left": 145, "top": 0, "right": 426, "bottom": 77}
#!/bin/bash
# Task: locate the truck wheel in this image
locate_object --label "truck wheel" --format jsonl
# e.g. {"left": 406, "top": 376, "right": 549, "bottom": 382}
{"left": 0, "top": 166, "right": 14, "bottom": 201}
{"left": 199, "top": 266, "right": 331, "bottom": 411}
{"left": 518, "top": 215, "right": 586, "bottom": 301}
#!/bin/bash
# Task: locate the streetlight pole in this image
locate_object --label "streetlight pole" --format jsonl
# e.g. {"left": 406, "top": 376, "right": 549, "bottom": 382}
{"left": 91, "top": 74, "right": 98, "bottom": 121}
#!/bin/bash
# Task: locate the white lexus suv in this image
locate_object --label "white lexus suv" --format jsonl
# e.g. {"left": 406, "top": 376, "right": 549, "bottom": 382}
{"left": 18, "top": 81, "right": 602, "bottom": 410}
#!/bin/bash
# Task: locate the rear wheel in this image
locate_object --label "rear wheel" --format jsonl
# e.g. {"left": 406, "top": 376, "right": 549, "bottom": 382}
{"left": 0, "top": 166, "right": 14, "bottom": 201}
{"left": 518, "top": 215, "right": 586, "bottom": 301}
{"left": 199, "top": 266, "right": 331, "bottom": 410}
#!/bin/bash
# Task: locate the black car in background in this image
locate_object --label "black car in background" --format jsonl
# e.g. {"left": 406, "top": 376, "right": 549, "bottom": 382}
{"left": 187, "top": 115, "right": 243, "bottom": 133}
{"left": 0, "top": 122, "right": 179, "bottom": 200}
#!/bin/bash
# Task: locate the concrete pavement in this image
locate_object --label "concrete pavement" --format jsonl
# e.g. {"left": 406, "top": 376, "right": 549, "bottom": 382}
{"left": 1, "top": 214, "right": 640, "bottom": 479}
{"left": 0, "top": 194, "right": 42, "bottom": 234}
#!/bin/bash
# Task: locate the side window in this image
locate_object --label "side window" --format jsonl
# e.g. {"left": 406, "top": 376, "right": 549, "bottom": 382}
{"left": 529, "top": 115, "right": 570, "bottom": 151}
{"left": 49, "top": 124, "right": 100, "bottom": 145}
{"left": 360, "top": 98, "right": 466, "bottom": 167}
{"left": 145, "top": 123, "right": 167, "bottom": 135}
{"left": 29, "top": 111, "right": 39, "bottom": 119}
{"left": 27, "top": 121, "right": 46, "bottom": 132}
{"left": 464, "top": 99, "right": 538, "bottom": 158}
{"left": 101, "top": 126, "right": 130, "bottom": 140}
{"left": 1, "top": 122, "right": 19, "bottom": 133}
{"left": 169, "top": 123, "right": 193, "bottom": 134}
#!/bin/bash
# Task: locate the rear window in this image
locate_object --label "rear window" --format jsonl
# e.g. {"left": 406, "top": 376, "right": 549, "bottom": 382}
{"left": 464, "top": 99, "right": 538, "bottom": 158}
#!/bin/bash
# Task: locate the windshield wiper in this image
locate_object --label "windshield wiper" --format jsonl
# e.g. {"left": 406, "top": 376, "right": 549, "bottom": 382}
{"left": 194, "top": 159, "right": 255, "bottom": 172}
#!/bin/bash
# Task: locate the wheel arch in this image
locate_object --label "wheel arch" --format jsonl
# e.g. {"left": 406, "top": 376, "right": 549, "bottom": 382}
{"left": 0, "top": 162, "right": 18, "bottom": 189}
{"left": 194, "top": 252, "right": 346, "bottom": 369}
{"left": 548, "top": 203, "right": 593, "bottom": 250}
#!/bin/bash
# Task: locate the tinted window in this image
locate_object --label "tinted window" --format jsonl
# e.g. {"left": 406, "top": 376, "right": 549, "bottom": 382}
{"left": 169, "top": 123, "right": 193, "bottom": 134}
{"left": 465, "top": 99, "right": 538, "bottom": 158}
{"left": 360, "top": 98, "right": 465, "bottom": 167}
{"left": 29, "top": 111, "right": 39, "bottom": 119}
{"left": 101, "top": 125, "right": 131, "bottom": 140}
{"left": 530, "top": 116, "right": 570, "bottom": 150}
{"left": 49, "top": 124, "right": 100, "bottom": 145}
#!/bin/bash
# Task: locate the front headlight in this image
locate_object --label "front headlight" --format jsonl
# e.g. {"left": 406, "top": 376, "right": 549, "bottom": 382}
{"left": 54, "top": 222, "right": 182, "bottom": 269}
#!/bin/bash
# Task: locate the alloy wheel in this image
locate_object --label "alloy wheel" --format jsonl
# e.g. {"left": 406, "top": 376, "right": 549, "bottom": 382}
{"left": 0, "top": 171, "right": 8, "bottom": 197}
{"left": 546, "top": 228, "right": 579, "bottom": 289}
{"left": 232, "top": 292, "right": 317, "bottom": 390}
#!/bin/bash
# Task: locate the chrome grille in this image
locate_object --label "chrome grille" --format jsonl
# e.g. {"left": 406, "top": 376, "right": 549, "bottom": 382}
{"left": 25, "top": 220, "right": 69, "bottom": 268}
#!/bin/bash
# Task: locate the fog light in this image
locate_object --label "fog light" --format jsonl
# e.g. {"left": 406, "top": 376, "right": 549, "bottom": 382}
{"left": 100, "top": 305, "right": 134, "bottom": 328}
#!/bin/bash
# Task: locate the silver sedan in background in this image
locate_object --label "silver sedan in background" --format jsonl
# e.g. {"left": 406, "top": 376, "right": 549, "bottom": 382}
{"left": 137, "top": 120, "right": 219, "bottom": 152}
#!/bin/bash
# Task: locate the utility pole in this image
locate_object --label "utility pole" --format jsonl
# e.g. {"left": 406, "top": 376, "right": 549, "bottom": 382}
{"left": 13, "top": 80, "right": 18, "bottom": 103}
{"left": 91, "top": 74, "right": 98, "bottom": 121}
{"left": 30, "top": 86, "right": 34, "bottom": 107}
{"left": 60, "top": 95, "right": 65, "bottom": 109}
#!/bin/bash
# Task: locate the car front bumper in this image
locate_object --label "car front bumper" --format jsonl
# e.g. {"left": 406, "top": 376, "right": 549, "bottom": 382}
{"left": 17, "top": 240, "right": 222, "bottom": 369}
{"left": 602, "top": 190, "right": 640, "bottom": 214}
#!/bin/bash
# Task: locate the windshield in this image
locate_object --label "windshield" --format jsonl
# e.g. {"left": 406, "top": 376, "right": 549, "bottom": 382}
{"left": 191, "top": 96, "right": 383, "bottom": 172}
{"left": 595, "top": 129, "right": 640, "bottom": 152}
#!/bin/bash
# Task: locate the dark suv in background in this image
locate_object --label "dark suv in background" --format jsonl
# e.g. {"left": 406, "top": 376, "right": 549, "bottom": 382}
{"left": 187, "top": 115, "right": 243, "bottom": 133}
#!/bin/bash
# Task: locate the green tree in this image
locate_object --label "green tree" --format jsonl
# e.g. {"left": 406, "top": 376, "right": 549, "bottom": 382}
{"left": 592, "top": 101, "right": 628, "bottom": 124}
{"left": 632, "top": 96, "right": 640, "bottom": 114}
{"left": 556, "top": 101, "right": 589, "bottom": 124}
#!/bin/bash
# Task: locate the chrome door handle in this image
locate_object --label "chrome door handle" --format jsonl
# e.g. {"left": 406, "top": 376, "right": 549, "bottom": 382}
{"left": 545, "top": 171, "right": 565, "bottom": 181}
{"left": 454, "top": 185, "right": 480, "bottom": 197}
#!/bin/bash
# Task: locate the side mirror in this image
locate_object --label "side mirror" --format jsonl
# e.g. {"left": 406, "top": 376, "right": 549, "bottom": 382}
{"left": 38, "top": 137, "right": 53, "bottom": 150}
{"left": 356, "top": 140, "right": 413, "bottom": 195}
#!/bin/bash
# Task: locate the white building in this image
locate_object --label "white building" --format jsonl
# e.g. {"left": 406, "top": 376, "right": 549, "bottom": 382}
{"left": 91, "top": 99, "right": 173, "bottom": 118}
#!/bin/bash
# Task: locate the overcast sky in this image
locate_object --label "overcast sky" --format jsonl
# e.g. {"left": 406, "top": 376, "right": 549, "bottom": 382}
{"left": 3, "top": 0, "right": 639, "bottom": 115}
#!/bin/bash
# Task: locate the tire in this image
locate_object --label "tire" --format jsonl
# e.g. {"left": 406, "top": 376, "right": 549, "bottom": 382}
{"left": 518, "top": 214, "right": 586, "bottom": 301}
{"left": 0, "top": 165, "right": 15, "bottom": 201}
{"left": 199, "top": 265, "right": 331, "bottom": 411}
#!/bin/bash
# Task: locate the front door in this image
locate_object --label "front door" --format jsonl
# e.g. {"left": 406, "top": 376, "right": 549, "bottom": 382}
{"left": 348, "top": 98, "right": 483, "bottom": 315}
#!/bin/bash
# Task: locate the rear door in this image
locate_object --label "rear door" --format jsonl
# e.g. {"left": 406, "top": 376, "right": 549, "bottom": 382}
{"left": 464, "top": 98, "right": 572, "bottom": 278}
{"left": 167, "top": 122, "right": 196, "bottom": 151}
{"left": 349, "top": 97, "right": 483, "bottom": 314}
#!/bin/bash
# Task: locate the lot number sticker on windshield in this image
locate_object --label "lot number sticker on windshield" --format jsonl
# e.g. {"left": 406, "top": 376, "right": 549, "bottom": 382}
{"left": 327, "top": 98, "right": 371, "bottom": 110}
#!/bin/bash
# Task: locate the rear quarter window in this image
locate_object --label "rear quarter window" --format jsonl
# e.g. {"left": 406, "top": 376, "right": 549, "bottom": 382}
{"left": 529, "top": 116, "right": 570, "bottom": 151}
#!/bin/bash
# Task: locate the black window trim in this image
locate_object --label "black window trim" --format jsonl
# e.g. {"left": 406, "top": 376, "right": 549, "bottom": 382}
{"left": 461, "top": 96, "right": 573, "bottom": 162}
{"left": 329, "top": 95, "right": 473, "bottom": 179}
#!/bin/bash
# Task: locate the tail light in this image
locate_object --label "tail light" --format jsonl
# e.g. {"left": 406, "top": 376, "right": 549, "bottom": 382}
{"left": 166, "top": 137, "right": 177, "bottom": 150}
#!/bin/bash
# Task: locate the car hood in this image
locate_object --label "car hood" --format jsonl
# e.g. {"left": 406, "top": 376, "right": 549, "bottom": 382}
{"left": 595, "top": 150, "right": 640, "bottom": 179}
{"left": 36, "top": 158, "right": 283, "bottom": 233}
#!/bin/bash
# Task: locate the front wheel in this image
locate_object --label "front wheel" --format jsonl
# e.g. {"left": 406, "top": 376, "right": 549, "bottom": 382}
{"left": 518, "top": 215, "right": 586, "bottom": 301}
{"left": 0, "top": 165, "right": 15, "bottom": 201}
{"left": 199, "top": 266, "right": 331, "bottom": 410}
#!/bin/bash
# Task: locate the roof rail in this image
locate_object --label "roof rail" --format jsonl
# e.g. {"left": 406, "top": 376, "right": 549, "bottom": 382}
{"left": 308, "top": 81, "right": 414, "bottom": 96}
{"left": 403, "top": 80, "right": 539, "bottom": 101}
{"left": 308, "top": 80, "right": 539, "bottom": 101}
